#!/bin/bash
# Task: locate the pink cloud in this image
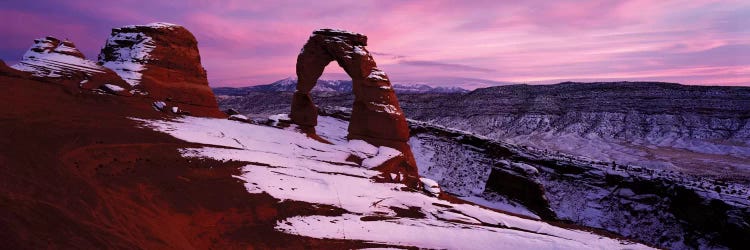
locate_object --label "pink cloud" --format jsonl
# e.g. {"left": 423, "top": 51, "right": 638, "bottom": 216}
{"left": 0, "top": 0, "right": 747, "bottom": 86}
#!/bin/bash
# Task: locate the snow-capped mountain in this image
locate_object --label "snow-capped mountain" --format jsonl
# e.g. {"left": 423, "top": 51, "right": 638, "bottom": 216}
{"left": 212, "top": 77, "right": 468, "bottom": 95}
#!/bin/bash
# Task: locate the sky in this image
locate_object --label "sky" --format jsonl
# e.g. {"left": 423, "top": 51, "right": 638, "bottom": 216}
{"left": 1, "top": 0, "right": 748, "bottom": 88}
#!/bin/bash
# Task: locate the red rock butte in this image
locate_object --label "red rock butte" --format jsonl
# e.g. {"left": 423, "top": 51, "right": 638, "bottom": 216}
{"left": 290, "top": 28, "right": 419, "bottom": 185}
{"left": 98, "top": 23, "right": 219, "bottom": 109}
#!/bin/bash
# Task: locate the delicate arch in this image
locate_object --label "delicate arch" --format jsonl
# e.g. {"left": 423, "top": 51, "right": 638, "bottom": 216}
{"left": 291, "top": 29, "right": 409, "bottom": 143}
{"left": 290, "top": 29, "right": 417, "bottom": 176}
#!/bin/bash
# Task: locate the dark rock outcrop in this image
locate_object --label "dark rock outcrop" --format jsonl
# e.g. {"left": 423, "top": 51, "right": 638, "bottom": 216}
{"left": 98, "top": 22, "right": 219, "bottom": 109}
{"left": 290, "top": 29, "right": 418, "bottom": 183}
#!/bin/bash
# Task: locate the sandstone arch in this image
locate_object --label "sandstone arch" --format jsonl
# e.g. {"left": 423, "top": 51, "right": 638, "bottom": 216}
{"left": 290, "top": 29, "right": 418, "bottom": 181}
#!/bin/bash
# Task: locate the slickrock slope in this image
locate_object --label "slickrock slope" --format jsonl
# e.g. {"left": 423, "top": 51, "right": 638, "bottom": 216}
{"left": 0, "top": 24, "right": 385, "bottom": 249}
{"left": 291, "top": 29, "right": 418, "bottom": 185}
{"left": 99, "top": 22, "right": 219, "bottom": 108}
{"left": 0, "top": 73, "right": 406, "bottom": 249}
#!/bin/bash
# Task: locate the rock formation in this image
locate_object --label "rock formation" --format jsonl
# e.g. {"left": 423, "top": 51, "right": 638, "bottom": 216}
{"left": 11, "top": 36, "right": 101, "bottom": 78}
{"left": 98, "top": 22, "right": 218, "bottom": 108}
{"left": 290, "top": 29, "right": 418, "bottom": 185}
{"left": 9, "top": 36, "right": 131, "bottom": 95}
{"left": 2, "top": 23, "right": 223, "bottom": 116}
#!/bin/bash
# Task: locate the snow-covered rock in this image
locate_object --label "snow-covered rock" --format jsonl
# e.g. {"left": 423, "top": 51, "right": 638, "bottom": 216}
{"left": 12, "top": 37, "right": 105, "bottom": 78}
{"left": 98, "top": 23, "right": 219, "bottom": 109}
{"left": 228, "top": 114, "right": 249, "bottom": 122}
{"left": 420, "top": 177, "right": 441, "bottom": 195}
{"left": 98, "top": 28, "right": 155, "bottom": 86}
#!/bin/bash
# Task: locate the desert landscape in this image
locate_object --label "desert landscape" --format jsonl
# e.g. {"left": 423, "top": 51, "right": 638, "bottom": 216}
{"left": 2, "top": 1, "right": 748, "bottom": 249}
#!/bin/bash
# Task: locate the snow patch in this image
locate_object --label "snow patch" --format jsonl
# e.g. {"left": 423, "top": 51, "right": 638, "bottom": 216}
{"left": 362, "top": 146, "right": 402, "bottom": 169}
{"left": 420, "top": 177, "right": 441, "bottom": 195}
{"left": 229, "top": 114, "right": 249, "bottom": 121}
{"left": 99, "top": 31, "right": 156, "bottom": 86}
{"left": 368, "top": 68, "right": 388, "bottom": 81}
{"left": 101, "top": 84, "right": 125, "bottom": 92}
{"left": 353, "top": 46, "right": 367, "bottom": 56}
{"left": 369, "top": 102, "right": 401, "bottom": 115}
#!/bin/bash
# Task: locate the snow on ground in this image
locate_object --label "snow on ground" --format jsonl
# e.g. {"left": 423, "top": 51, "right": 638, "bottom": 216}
{"left": 136, "top": 115, "right": 652, "bottom": 249}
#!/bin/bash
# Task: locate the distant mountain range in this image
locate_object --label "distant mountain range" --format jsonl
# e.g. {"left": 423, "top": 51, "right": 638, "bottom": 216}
{"left": 212, "top": 77, "right": 469, "bottom": 95}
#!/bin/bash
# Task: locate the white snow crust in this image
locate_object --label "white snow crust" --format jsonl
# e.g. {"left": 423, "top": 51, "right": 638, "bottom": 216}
{"left": 99, "top": 31, "right": 156, "bottom": 86}
{"left": 136, "top": 115, "right": 652, "bottom": 250}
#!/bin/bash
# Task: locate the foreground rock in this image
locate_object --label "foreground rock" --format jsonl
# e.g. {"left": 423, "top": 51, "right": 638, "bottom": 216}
{"left": 291, "top": 29, "right": 418, "bottom": 186}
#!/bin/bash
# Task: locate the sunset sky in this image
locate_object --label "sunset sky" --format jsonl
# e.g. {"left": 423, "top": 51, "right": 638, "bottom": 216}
{"left": 2, "top": 0, "right": 748, "bottom": 88}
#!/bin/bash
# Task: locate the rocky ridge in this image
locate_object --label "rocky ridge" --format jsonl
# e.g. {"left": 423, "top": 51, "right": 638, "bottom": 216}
{"left": 401, "top": 82, "right": 750, "bottom": 182}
